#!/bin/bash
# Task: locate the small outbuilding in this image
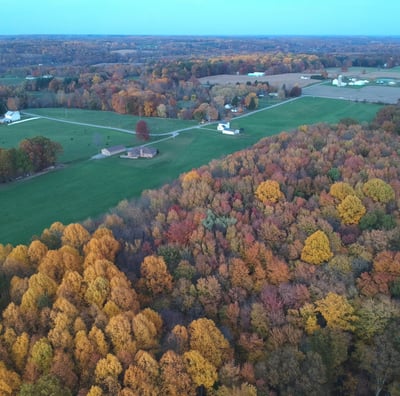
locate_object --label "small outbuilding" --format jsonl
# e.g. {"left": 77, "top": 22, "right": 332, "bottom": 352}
{"left": 101, "top": 145, "right": 126, "bottom": 156}
{"left": 222, "top": 128, "right": 240, "bottom": 135}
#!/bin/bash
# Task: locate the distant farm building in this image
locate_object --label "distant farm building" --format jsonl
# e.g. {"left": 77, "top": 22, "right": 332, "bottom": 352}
{"left": 348, "top": 79, "right": 369, "bottom": 86}
{"left": 332, "top": 75, "right": 369, "bottom": 87}
{"left": 123, "top": 146, "right": 158, "bottom": 159}
{"left": 222, "top": 128, "right": 240, "bottom": 135}
{"left": 217, "top": 121, "right": 240, "bottom": 135}
{"left": 101, "top": 145, "right": 126, "bottom": 156}
{"left": 332, "top": 75, "right": 347, "bottom": 87}
{"left": 217, "top": 121, "right": 230, "bottom": 131}
{"left": 0, "top": 111, "right": 21, "bottom": 124}
{"left": 247, "top": 72, "right": 265, "bottom": 77}
{"left": 376, "top": 78, "right": 399, "bottom": 86}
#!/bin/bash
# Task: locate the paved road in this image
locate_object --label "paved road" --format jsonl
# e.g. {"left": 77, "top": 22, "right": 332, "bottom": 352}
{"left": 22, "top": 111, "right": 141, "bottom": 135}
{"left": 21, "top": 111, "right": 212, "bottom": 138}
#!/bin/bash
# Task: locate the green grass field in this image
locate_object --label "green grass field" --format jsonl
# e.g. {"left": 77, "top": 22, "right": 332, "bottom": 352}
{"left": 0, "top": 76, "right": 26, "bottom": 86}
{"left": 0, "top": 97, "right": 382, "bottom": 245}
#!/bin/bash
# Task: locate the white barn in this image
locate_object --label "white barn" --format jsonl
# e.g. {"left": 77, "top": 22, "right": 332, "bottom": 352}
{"left": 101, "top": 145, "right": 126, "bottom": 156}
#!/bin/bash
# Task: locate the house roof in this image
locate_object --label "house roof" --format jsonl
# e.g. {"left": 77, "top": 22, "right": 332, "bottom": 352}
{"left": 127, "top": 146, "right": 158, "bottom": 157}
{"left": 102, "top": 145, "right": 126, "bottom": 154}
{"left": 5, "top": 111, "right": 19, "bottom": 117}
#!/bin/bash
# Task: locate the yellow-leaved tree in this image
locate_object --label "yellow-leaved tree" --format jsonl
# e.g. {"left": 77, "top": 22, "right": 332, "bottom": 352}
{"left": 140, "top": 255, "right": 173, "bottom": 295}
{"left": 123, "top": 350, "right": 160, "bottom": 395}
{"left": 0, "top": 361, "right": 20, "bottom": 396}
{"left": 11, "top": 332, "right": 29, "bottom": 371}
{"left": 183, "top": 350, "right": 218, "bottom": 389}
{"left": 94, "top": 353, "right": 122, "bottom": 387}
{"left": 337, "top": 194, "right": 366, "bottom": 225}
{"left": 61, "top": 223, "right": 91, "bottom": 251}
{"left": 189, "top": 318, "right": 232, "bottom": 369}
{"left": 362, "top": 178, "right": 395, "bottom": 203}
{"left": 160, "top": 350, "right": 194, "bottom": 395}
{"left": 255, "top": 180, "right": 284, "bottom": 204}
{"left": 315, "top": 292, "right": 358, "bottom": 332}
{"left": 329, "top": 182, "right": 355, "bottom": 201}
{"left": 301, "top": 230, "right": 333, "bottom": 265}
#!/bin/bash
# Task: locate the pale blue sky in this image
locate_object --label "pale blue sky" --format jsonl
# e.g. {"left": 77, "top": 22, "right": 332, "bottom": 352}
{"left": 2, "top": 0, "right": 399, "bottom": 36}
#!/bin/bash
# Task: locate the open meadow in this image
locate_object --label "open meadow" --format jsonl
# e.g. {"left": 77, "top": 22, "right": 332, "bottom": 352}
{"left": 0, "top": 97, "right": 382, "bottom": 245}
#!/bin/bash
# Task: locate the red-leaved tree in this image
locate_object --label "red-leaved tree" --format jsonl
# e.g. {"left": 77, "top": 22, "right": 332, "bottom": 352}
{"left": 136, "top": 120, "right": 150, "bottom": 141}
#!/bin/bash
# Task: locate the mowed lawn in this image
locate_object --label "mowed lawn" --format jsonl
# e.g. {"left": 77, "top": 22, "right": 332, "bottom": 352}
{"left": 0, "top": 97, "right": 382, "bottom": 245}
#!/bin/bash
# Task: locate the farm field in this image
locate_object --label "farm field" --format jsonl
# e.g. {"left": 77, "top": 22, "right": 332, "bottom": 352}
{"left": 0, "top": 97, "right": 382, "bottom": 245}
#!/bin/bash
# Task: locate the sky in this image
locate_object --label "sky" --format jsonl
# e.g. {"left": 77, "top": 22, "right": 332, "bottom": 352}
{"left": 1, "top": 0, "right": 399, "bottom": 36}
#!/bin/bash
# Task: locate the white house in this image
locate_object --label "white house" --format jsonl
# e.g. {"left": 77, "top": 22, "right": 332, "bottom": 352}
{"left": 217, "top": 121, "right": 230, "bottom": 131}
{"left": 101, "top": 145, "right": 126, "bottom": 156}
{"left": 3, "top": 111, "right": 21, "bottom": 123}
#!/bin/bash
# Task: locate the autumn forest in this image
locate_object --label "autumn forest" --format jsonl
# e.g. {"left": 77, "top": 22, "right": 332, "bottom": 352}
{"left": 1, "top": 35, "right": 400, "bottom": 396}
{"left": 0, "top": 103, "right": 399, "bottom": 395}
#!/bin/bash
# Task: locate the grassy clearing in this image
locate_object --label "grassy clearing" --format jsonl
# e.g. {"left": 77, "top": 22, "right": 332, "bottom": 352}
{"left": 1, "top": 111, "right": 197, "bottom": 163}
{"left": 0, "top": 97, "right": 382, "bottom": 245}
{"left": 228, "top": 97, "right": 381, "bottom": 137}
{"left": 0, "top": 76, "right": 26, "bottom": 86}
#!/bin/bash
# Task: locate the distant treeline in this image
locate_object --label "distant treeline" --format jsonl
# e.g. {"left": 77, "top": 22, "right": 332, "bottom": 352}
{"left": 1, "top": 36, "right": 399, "bottom": 121}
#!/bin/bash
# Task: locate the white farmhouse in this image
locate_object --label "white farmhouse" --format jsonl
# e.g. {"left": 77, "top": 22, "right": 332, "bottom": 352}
{"left": 217, "top": 121, "right": 230, "bottom": 131}
{"left": 2, "top": 111, "right": 21, "bottom": 123}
